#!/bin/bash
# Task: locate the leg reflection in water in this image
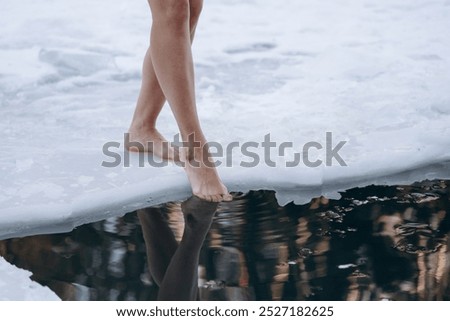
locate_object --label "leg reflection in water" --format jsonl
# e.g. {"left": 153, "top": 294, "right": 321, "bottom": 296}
{"left": 138, "top": 196, "right": 218, "bottom": 301}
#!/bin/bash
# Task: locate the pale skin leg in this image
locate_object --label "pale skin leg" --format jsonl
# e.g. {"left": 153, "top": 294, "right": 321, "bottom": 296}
{"left": 128, "top": 0, "right": 231, "bottom": 202}
{"left": 127, "top": 1, "right": 202, "bottom": 160}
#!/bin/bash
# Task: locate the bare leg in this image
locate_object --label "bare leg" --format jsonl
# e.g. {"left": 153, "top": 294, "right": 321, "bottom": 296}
{"left": 137, "top": 207, "right": 178, "bottom": 286}
{"left": 127, "top": 46, "right": 172, "bottom": 159}
{"left": 157, "top": 196, "right": 218, "bottom": 300}
{"left": 127, "top": 1, "right": 203, "bottom": 160}
{"left": 146, "top": 0, "right": 232, "bottom": 202}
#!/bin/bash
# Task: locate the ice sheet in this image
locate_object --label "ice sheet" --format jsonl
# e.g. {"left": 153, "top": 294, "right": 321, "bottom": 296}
{"left": 0, "top": 257, "right": 59, "bottom": 300}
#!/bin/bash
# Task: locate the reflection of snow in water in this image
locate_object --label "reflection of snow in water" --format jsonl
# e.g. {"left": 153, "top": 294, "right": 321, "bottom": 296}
{"left": 1, "top": 0, "right": 450, "bottom": 238}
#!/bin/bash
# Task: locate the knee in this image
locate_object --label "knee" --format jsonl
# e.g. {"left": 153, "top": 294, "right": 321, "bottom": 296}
{"left": 154, "top": 0, "right": 190, "bottom": 26}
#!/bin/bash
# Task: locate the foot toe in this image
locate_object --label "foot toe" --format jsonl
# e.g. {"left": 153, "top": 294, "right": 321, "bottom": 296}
{"left": 193, "top": 192, "right": 233, "bottom": 203}
{"left": 211, "top": 194, "right": 222, "bottom": 203}
{"left": 222, "top": 193, "right": 233, "bottom": 202}
{"left": 195, "top": 193, "right": 213, "bottom": 202}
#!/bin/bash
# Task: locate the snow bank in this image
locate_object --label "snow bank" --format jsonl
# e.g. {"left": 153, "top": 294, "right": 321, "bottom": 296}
{"left": 0, "top": 257, "right": 59, "bottom": 300}
{"left": 1, "top": 0, "right": 450, "bottom": 239}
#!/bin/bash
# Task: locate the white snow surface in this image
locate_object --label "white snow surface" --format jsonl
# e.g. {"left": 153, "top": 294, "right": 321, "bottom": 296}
{"left": 1, "top": 0, "right": 450, "bottom": 238}
{"left": 0, "top": 257, "right": 60, "bottom": 300}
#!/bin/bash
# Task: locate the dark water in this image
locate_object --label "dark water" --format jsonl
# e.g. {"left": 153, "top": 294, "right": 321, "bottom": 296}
{"left": 1, "top": 179, "right": 449, "bottom": 301}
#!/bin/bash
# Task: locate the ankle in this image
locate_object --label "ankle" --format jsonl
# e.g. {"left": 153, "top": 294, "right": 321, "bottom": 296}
{"left": 180, "top": 129, "right": 207, "bottom": 144}
{"left": 129, "top": 121, "right": 157, "bottom": 133}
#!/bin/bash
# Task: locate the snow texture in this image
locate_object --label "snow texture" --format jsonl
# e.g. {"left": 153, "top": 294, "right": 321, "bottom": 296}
{"left": 0, "top": 257, "right": 60, "bottom": 300}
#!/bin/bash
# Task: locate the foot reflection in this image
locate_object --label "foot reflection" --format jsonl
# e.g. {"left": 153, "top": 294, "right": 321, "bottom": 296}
{"left": 138, "top": 196, "right": 218, "bottom": 301}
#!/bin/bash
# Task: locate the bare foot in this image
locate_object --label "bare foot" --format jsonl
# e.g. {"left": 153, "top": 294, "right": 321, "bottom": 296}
{"left": 126, "top": 126, "right": 176, "bottom": 161}
{"left": 179, "top": 140, "right": 233, "bottom": 203}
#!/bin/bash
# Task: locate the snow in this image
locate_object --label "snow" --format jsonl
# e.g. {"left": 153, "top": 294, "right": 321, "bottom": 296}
{"left": 0, "top": 257, "right": 59, "bottom": 300}
{"left": 1, "top": 0, "right": 450, "bottom": 239}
